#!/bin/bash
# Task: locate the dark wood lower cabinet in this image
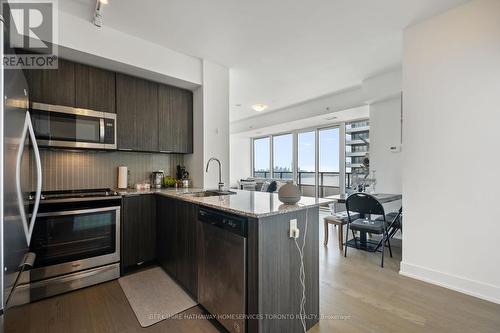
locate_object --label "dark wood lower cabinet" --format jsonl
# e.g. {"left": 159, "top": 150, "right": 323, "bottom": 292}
{"left": 156, "top": 196, "right": 198, "bottom": 298}
{"left": 121, "top": 194, "right": 156, "bottom": 273}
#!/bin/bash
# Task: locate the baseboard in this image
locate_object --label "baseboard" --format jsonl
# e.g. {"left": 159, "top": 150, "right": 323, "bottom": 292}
{"left": 399, "top": 262, "right": 500, "bottom": 305}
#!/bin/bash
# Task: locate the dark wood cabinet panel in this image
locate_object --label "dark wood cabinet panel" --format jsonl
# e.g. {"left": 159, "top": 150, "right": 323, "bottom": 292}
{"left": 116, "top": 73, "right": 136, "bottom": 150}
{"left": 158, "top": 85, "right": 193, "bottom": 153}
{"left": 139, "top": 194, "right": 157, "bottom": 263}
{"left": 121, "top": 196, "right": 141, "bottom": 270}
{"left": 156, "top": 196, "right": 198, "bottom": 297}
{"left": 176, "top": 201, "right": 198, "bottom": 296}
{"left": 135, "top": 78, "right": 159, "bottom": 152}
{"left": 157, "top": 196, "right": 178, "bottom": 277}
{"left": 121, "top": 195, "right": 157, "bottom": 273}
{"left": 25, "top": 58, "right": 75, "bottom": 106}
{"left": 75, "top": 63, "right": 116, "bottom": 113}
{"left": 116, "top": 74, "right": 159, "bottom": 152}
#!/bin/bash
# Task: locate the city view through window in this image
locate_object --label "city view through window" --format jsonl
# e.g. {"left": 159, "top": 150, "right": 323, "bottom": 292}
{"left": 253, "top": 127, "right": 341, "bottom": 198}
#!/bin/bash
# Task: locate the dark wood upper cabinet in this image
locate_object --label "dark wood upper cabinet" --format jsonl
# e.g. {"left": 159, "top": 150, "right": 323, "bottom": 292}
{"left": 116, "top": 73, "right": 159, "bottom": 152}
{"left": 135, "top": 77, "right": 159, "bottom": 152}
{"left": 158, "top": 85, "right": 193, "bottom": 153}
{"left": 75, "top": 63, "right": 116, "bottom": 113}
{"left": 25, "top": 58, "right": 193, "bottom": 154}
{"left": 115, "top": 73, "right": 136, "bottom": 150}
{"left": 25, "top": 58, "right": 75, "bottom": 106}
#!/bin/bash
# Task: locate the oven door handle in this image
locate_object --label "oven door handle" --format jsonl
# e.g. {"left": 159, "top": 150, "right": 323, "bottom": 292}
{"left": 35, "top": 206, "right": 121, "bottom": 218}
{"left": 16, "top": 111, "right": 42, "bottom": 246}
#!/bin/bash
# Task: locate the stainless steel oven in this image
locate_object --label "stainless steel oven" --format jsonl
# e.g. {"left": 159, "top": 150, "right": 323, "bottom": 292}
{"left": 30, "top": 102, "right": 116, "bottom": 150}
{"left": 10, "top": 189, "right": 121, "bottom": 305}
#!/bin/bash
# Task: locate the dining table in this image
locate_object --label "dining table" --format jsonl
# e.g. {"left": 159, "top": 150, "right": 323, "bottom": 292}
{"left": 326, "top": 193, "right": 402, "bottom": 251}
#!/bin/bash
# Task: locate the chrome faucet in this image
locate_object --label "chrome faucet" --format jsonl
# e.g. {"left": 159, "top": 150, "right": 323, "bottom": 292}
{"left": 205, "top": 157, "right": 224, "bottom": 191}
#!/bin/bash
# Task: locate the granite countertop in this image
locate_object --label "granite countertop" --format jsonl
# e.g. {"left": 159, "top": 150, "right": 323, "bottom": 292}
{"left": 116, "top": 188, "right": 333, "bottom": 218}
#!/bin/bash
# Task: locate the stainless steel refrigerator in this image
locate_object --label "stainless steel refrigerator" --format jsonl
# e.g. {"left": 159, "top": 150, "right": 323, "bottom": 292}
{"left": 0, "top": 15, "right": 42, "bottom": 331}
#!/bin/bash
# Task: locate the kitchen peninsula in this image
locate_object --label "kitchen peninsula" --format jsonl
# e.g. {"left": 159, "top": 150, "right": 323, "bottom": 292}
{"left": 119, "top": 188, "right": 330, "bottom": 333}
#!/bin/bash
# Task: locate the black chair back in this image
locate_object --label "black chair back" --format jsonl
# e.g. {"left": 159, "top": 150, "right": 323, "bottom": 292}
{"left": 345, "top": 193, "right": 385, "bottom": 220}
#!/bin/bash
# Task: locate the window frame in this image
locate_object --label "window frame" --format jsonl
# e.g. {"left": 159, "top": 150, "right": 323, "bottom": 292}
{"left": 250, "top": 118, "right": 368, "bottom": 197}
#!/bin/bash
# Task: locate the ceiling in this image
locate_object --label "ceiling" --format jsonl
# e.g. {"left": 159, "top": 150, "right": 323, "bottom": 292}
{"left": 235, "top": 105, "right": 369, "bottom": 138}
{"left": 61, "top": 0, "right": 468, "bottom": 121}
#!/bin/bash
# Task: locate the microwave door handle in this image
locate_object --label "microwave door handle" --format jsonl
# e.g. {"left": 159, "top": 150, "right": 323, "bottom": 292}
{"left": 99, "top": 118, "right": 105, "bottom": 143}
{"left": 16, "top": 111, "right": 42, "bottom": 246}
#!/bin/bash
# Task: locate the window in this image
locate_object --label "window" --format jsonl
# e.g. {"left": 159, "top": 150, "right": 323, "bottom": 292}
{"left": 253, "top": 137, "right": 270, "bottom": 178}
{"left": 319, "top": 127, "right": 340, "bottom": 197}
{"left": 273, "top": 134, "right": 293, "bottom": 180}
{"left": 298, "top": 131, "right": 316, "bottom": 197}
{"left": 250, "top": 122, "right": 355, "bottom": 197}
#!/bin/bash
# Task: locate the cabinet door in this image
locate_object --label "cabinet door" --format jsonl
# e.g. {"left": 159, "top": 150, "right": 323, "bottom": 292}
{"left": 75, "top": 63, "right": 116, "bottom": 113}
{"left": 121, "top": 196, "right": 141, "bottom": 270}
{"left": 116, "top": 73, "right": 136, "bottom": 150}
{"left": 25, "top": 58, "right": 75, "bottom": 106}
{"left": 116, "top": 74, "right": 159, "bottom": 152}
{"left": 157, "top": 196, "right": 177, "bottom": 277}
{"left": 176, "top": 201, "right": 198, "bottom": 297}
{"left": 135, "top": 78, "right": 159, "bottom": 152}
{"left": 158, "top": 85, "right": 193, "bottom": 153}
{"left": 138, "top": 195, "right": 156, "bottom": 263}
{"left": 122, "top": 195, "right": 156, "bottom": 273}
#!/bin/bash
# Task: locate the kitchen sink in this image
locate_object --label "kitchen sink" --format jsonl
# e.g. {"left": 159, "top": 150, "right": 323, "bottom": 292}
{"left": 186, "top": 190, "right": 237, "bottom": 197}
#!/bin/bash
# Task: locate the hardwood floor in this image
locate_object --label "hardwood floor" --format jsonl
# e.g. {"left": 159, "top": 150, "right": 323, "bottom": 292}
{"left": 6, "top": 214, "right": 500, "bottom": 333}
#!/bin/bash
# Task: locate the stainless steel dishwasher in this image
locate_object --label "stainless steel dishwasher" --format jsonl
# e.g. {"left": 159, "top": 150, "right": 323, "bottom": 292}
{"left": 198, "top": 208, "right": 247, "bottom": 333}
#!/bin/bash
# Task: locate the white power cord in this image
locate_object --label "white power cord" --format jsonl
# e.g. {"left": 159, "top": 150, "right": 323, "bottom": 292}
{"left": 293, "top": 210, "right": 308, "bottom": 333}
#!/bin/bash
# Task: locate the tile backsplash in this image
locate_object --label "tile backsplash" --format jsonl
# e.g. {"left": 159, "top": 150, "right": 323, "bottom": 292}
{"left": 32, "top": 149, "right": 184, "bottom": 191}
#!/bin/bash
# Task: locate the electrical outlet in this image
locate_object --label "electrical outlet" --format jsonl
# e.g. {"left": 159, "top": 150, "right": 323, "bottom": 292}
{"left": 289, "top": 219, "right": 299, "bottom": 238}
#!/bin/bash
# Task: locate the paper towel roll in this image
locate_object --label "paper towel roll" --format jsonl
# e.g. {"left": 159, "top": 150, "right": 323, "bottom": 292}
{"left": 118, "top": 166, "right": 128, "bottom": 189}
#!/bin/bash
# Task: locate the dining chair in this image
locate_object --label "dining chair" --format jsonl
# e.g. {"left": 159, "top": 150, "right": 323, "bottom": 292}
{"left": 345, "top": 193, "right": 393, "bottom": 267}
{"left": 374, "top": 207, "right": 402, "bottom": 251}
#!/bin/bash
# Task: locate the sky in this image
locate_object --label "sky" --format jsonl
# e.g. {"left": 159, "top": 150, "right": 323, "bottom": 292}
{"left": 254, "top": 128, "right": 340, "bottom": 173}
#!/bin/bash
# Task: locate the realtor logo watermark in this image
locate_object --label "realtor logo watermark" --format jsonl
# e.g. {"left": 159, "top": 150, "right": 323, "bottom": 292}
{"left": 2, "top": 0, "right": 58, "bottom": 69}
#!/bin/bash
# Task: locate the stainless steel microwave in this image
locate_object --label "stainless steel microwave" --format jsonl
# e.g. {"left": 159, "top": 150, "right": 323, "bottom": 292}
{"left": 30, "top": 102, "right": 116, "bottom": 150}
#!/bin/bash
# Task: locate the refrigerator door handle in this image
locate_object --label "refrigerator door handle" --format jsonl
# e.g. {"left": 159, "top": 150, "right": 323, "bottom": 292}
{"left": 16, "top": 111, "right": 42, "bottom": 246}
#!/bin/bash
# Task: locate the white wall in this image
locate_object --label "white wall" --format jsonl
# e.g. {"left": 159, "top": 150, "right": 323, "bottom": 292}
{"left": 203, "top": 61, "right": 230, "bottom": 189}
{"left": 401, "top": 0, "right": 500, "bottom": 304}
{"left": 57, "top": 9, "right": 202, "bottom": 88}
{"left": 185, "top": 61, "right": 230, "bottom": 189}
{"left": 229, "top": 134, "right": 251, "bottom": 187}
{"left": 369, "top": 96, "right": 402, "bottom": 194}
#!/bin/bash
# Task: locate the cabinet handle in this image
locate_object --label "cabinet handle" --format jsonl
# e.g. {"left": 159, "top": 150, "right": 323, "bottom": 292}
{"left": 119, "top": 148, "right": 133, "bottom": 151}
{"left": 137, "top": 261, "right": 145, "bottom": 266}
{"left": 159, "top": 150, "right": 172, "bottom": 153}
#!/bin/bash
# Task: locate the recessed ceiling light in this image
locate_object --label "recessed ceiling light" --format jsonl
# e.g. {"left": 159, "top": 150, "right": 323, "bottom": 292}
{"left": 99, "top": 0, "right": 109, "bottom": 4}
{"left": 252, "top": 104, "right": 268, "bottom": 112}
